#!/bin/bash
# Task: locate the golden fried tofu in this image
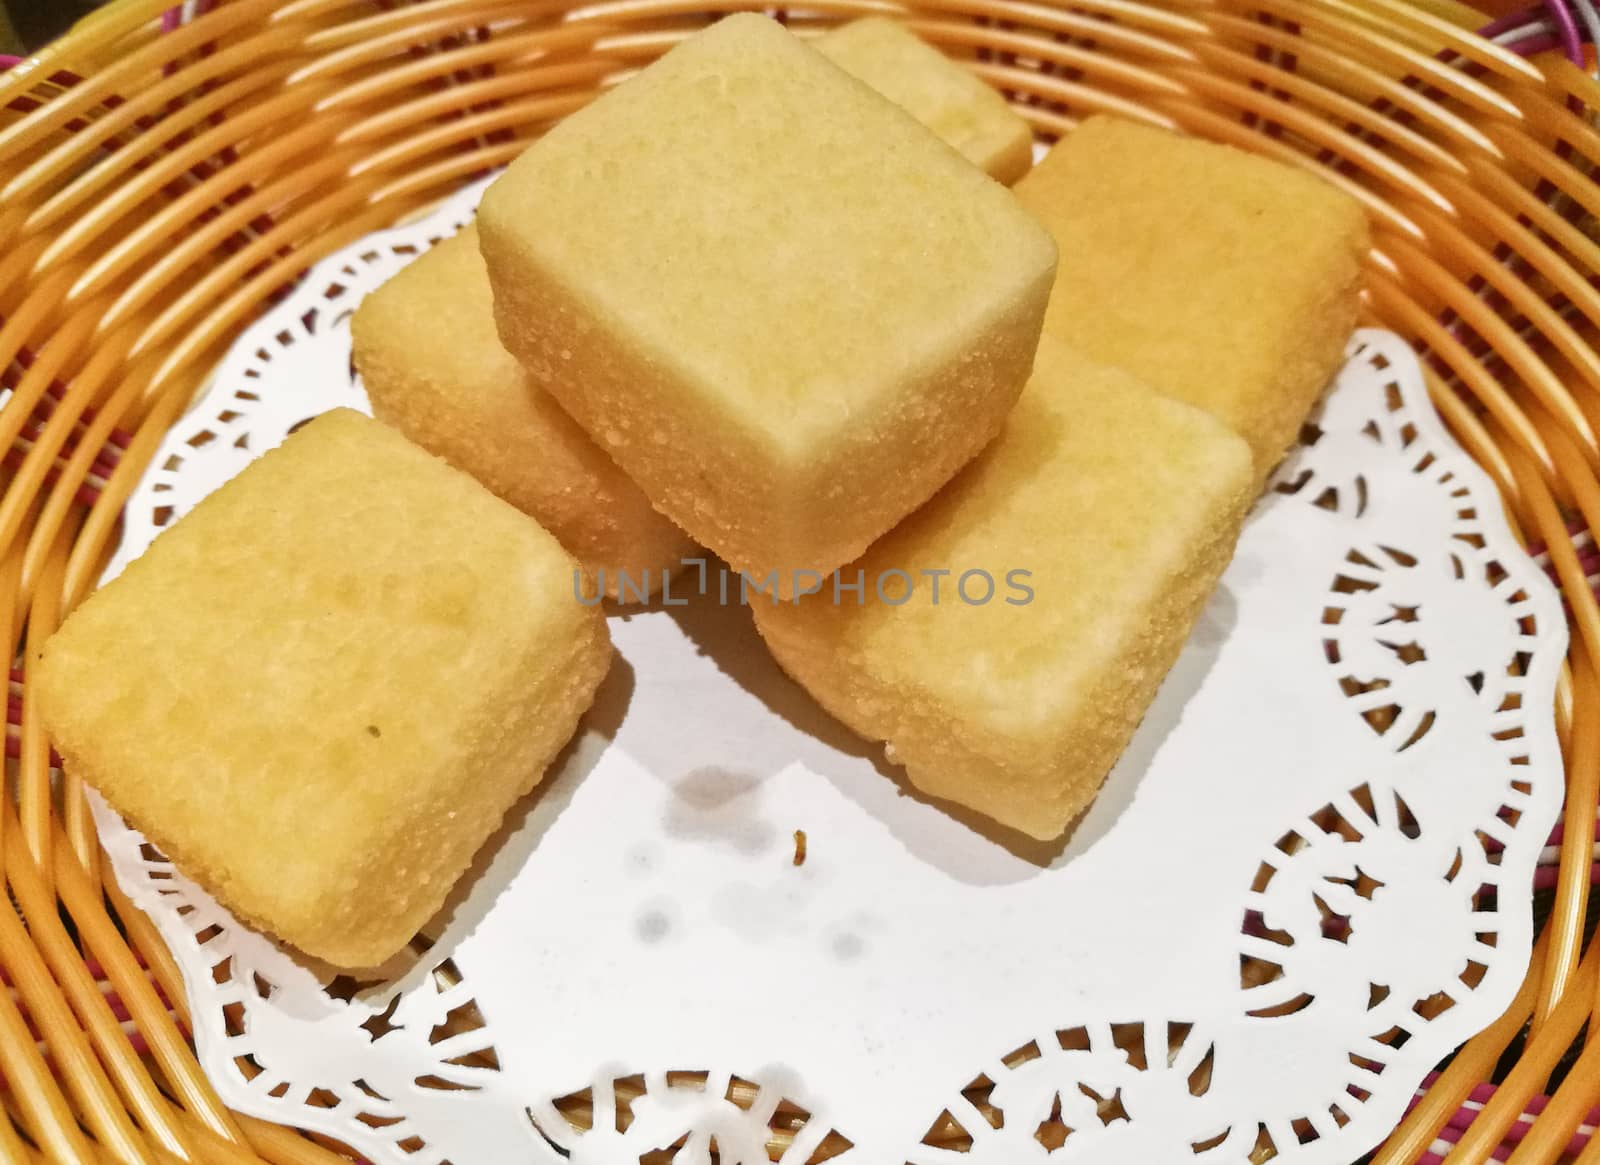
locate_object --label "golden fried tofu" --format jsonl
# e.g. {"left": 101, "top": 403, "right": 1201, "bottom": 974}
{"left": 1015, "top": 115, "right": 1368, "bottom": 482}
{"left": 755, "top": 341, "right": 1252, "bottom": 840}
{"left": 479, "top": 14, "right": 1056, "bottom": 590}
{"left": 352, "top": 227, "right": 696, "bottom": 601}
{"left": 36, "top": 410, "right": 611, "bottom": 967}
{"left": 815, "top": 17, "right": 1033, "bottom": 184}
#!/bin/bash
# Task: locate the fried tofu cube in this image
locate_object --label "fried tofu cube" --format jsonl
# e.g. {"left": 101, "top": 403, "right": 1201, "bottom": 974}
{"left": 1015, "top": 115, "right": 1368, "bottom": 481}
{"left": 36, "top": 410, "right": 611, "bottom": 967}
{"left": 479, "top": 14, "right": 1056, "bottom": 588}
{"left": 814, "top": 17, "right": 1034, "bottom": 184}
{"left": 754, "top": 341, "right": 1252, "bottom": 840}
{"left": 352, "top": 226, "right": 697, "bottom": 601}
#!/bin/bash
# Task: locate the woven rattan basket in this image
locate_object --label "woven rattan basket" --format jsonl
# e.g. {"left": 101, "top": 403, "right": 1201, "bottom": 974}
{"left": 4, "top": 0, "right": 1600, "bottom": 1161}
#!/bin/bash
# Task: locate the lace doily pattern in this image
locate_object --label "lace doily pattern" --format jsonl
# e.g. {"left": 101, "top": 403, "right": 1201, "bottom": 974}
{"left": 528, "top": 1071, "right": 854, "bottom": 1164}
{"left": 90, "top": 181, "right": 1565, "bottom": 1165}
{"left": 905, "top": 1022, "right": 1249, "bottom": 1163}
{"left": 95, "top": 820, "right": 508, "bottom": 1165}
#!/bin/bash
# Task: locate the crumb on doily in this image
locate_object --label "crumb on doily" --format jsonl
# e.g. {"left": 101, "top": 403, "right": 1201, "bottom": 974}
{"left": 793, "top": 829, "right": 807, "bottom": 867}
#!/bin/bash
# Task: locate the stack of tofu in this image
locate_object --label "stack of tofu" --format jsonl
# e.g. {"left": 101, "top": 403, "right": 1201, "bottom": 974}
{"left": 38, "top": 13, "right": 1367, "bottom": 967}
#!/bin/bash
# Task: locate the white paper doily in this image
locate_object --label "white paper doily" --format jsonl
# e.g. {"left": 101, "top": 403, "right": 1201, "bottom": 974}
{"left": 92, "top": 177, "right": 1567, "bottom": 1165}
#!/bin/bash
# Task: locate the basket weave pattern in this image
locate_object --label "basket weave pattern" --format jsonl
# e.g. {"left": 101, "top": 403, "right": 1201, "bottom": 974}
{"left": 2, "top": 1, "right": 1600, "bottom": 1161}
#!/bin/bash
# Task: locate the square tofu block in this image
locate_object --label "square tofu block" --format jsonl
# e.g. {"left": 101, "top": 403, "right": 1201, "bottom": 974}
{"left": 36, "top": 411, "right": 612, "bottom": 967}
{"left": 479, "top": 14, "right": 1056, "bottom": 587}
{"left": 1015, "top": 115, "right": 1368, "bottom": 482}
{"left": 815, "top": 17, "right": 1034, "bottom": 184}
{"left": 755, "top": 340, "right": 1252, "bottom": 840}
{"left": 352, "top": 226, "right": 697, "bottom": 600}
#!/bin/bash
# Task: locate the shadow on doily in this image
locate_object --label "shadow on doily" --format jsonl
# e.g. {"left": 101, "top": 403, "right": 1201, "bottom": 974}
{"left": 652, "top": 576, "right": 1236, "bottom": 881}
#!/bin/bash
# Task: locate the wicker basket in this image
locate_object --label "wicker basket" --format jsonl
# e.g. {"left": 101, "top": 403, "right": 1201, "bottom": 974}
{"left": 3, "top": 0, "right": 1600, "bottom": 1161}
